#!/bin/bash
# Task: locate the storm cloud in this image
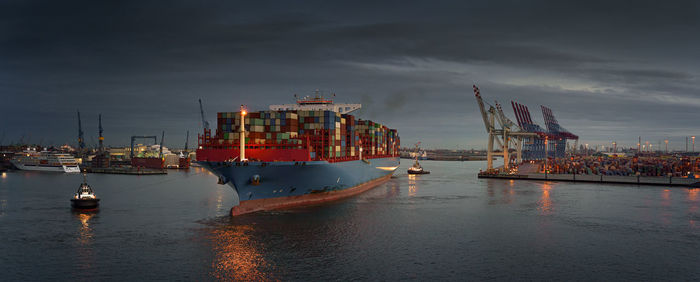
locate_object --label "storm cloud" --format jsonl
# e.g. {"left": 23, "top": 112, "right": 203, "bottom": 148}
{"left": 1, "top": 0, "right": 699, "bottom": 149}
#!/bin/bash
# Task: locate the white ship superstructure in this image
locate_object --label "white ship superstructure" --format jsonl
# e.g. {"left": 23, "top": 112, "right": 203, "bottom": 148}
{"left": 11, "top": 150, "right": 81, "bottom": 173}
{"left": 269, "top": 90, "right": 361, "bottom": 114}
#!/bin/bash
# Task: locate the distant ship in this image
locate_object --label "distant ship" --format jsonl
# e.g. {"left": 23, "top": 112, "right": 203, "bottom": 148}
{"left": 409, "top": 150, "right": 428, "bottom": 160}
{"left": 197, "top": 93, "right": 400, "bottom": 216}
{"left": 11, "top": 149, "right": 81, "bottom": 173}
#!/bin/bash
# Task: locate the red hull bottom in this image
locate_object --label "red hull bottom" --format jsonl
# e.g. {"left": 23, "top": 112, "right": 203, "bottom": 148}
{"left": 231, "top": 174, "right": 392, "bottom": 216}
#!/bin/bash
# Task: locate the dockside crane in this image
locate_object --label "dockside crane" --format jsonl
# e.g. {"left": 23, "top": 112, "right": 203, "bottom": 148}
{"left": 160, "top": 131, "right": 165, "bottom": 158}
{"left": 473, "top": 85, "right": 535, "bottom": 171}
{"left": 199, "top": 99, "right": 210, "bottom": 130}
{"left": 184, "top": 130, "right": 189, "bottom": 153}
{"left": 130, "top": 135, "right": 157, "bottom": 159}
{"left": 77, "top": 110, "right": 85, "bottom": 150}
{"left": 98, "top": 114, "right": 104, "bottom": 152}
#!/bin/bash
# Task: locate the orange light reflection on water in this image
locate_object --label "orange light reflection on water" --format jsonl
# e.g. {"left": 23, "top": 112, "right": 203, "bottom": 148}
{"left": 688, "top": 188, "right": 699, "bottom": 202}
{"left": 662, "top": 189, "right": 671, "bottom": 201}
{"left": 408, "top": 174, "right": 417, "bottom": 197}
{"left": 210, "top": 225, "right": 270, "bottom": 281}
{"left": 660, "top": 189, "right": 672, "bottom": 226}
{"left": 76, "top": 212, "right": 95, "bottom": 245}
{"left": 74, "top": 212, "right": 96, "bottom": 273}
{"left": 688, "top": 189, "right": 699, "bottom": 228}
{"left": 538, "top": 183, "right": 553, "bottom": 215}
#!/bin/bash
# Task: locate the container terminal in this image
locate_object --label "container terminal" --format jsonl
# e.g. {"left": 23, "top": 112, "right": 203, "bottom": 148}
{"left": 473, "top": 84, "right": 700, "bottom": 187}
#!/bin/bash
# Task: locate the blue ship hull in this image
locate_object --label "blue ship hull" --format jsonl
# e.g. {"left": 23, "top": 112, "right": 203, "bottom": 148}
{"left": 200, "top": 157, "right": 400, "bottom": 215}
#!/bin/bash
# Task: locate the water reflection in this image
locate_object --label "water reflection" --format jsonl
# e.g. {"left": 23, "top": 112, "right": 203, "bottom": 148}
{"left": 0, "top": 198, "right": 6, "bottom": 217}
{"left": 209, "top": 224, "right": 270, "bottom": 281}
{"left": 687, "top": 189, "right": 699, "bottom": 228}
{"left": 0, "top": 186, "right": 6, "bottom": 218}
{"left": 385, "top": 180, "right": 400, "bottom": 198}
{"left": 408, "top": 174, "right": 418, "bottom": 197}
{"left": 486, "top": 180, "right": 515, "bottom": 205}
{"left": 73, "top": 211, "right": 97, "bottom": 274}
{"left": 688, "top": 188, "right": 698, "bottom": 202}
{"left": 215, "top": 187, "right": 225, "bottom": 214}
{"left": 537, "top": 183, "right": 553, "bottom": 215}
{"left": 660, "top": 189, "right": 672, "bottom": 225}
{"left": 661, "top": 189, "right": 671, "bottom": 202}
{"left": 76, "top": 212, "right": 96, "bottom": 245}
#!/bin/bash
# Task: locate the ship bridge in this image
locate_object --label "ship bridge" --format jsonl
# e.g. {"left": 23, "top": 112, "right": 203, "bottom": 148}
{"left": 269, "top": 90, "right": 361, "bottom": 114}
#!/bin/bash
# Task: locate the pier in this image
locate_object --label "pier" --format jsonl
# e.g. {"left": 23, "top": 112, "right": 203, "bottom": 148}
{"left": 85, "top": 167, "right": 167, "bottom": 175}
{"left": 479, "top": 173, "right": 700, "bottom": 187}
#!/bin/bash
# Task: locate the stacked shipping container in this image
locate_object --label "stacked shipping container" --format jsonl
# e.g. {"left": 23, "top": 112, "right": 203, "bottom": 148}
{"left": 200, "top": 110, "right": 399, "bottom": 162}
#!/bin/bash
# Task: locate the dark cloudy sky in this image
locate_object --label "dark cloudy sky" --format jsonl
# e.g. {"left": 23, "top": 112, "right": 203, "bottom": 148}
{"left": 2, "top": 0, "right": 699, "bottom": 150}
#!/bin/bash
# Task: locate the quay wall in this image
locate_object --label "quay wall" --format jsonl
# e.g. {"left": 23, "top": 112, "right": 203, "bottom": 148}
{"left": 479, "top": 173, "right": 700, "bottom": 187}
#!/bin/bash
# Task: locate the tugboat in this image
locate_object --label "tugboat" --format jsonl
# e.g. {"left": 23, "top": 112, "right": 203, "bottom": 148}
{"left": 407, "top": 142, "right": 430, "bottom": 174}
{"left": 408, "top": 159, "right": 430, "bottom": 174}
{"left": 71, "top": 173, "right": 100, "bottom": 209}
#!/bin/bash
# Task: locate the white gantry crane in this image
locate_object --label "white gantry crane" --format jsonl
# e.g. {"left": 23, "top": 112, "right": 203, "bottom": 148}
{"left": 473, "top": 85, "right": 536, "bottom": 171}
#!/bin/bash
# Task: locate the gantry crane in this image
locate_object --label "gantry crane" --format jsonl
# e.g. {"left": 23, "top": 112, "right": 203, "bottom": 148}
{"left": 130, "top": 135, "right": 157, "bottom": 159}
{"left": 473, "top": 85, "right": 536, "bottom": 171}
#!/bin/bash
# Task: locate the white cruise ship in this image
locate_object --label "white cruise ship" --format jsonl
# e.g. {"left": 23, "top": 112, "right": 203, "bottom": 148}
{"left": 11, "top": 150, "right": 81, "bottom": 173}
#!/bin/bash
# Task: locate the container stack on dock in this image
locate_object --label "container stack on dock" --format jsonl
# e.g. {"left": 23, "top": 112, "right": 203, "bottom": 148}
{"left": 200, "top": 110, "right": 399, "bottom": 162}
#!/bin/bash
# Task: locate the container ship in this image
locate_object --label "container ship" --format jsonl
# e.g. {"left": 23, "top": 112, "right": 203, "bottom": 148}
{"left": 196, "top": 94, "right": 400, "bottom": 216}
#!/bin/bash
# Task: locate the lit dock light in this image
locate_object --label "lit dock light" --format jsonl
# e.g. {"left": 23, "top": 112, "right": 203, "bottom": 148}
{"left": 240, "top": 104, "right": 248, "bottom": 162}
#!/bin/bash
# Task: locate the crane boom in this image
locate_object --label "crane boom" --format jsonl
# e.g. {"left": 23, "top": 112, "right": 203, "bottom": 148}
{"left": 98, "top": 114, "right": 104, "bottom": 151}
{"left": 184, "top": 130, "right": 189, "bottom": 152}
{"left": 494, "top": 101, "right": 518, "bottom": 130}
{"left": 199, "top": 99, "right": 210, "bottom": 130}
{"left": 77, "top": 110, "right": 85, "bottom": 149}
{"left": 473, "top": 85, "right": 492, "bottom": 133}
{"left": 160, "top": 131, "right": 165, "bottom": 158}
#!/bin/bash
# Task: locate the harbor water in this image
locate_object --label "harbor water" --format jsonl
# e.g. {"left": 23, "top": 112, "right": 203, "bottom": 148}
{"left": 1, "top": 161, "right": 699, "bottom": 280}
